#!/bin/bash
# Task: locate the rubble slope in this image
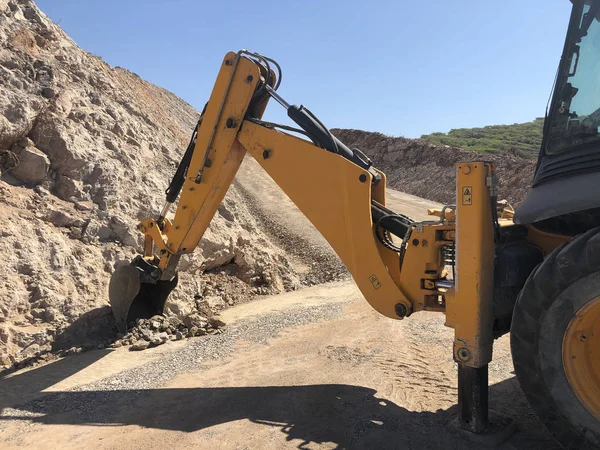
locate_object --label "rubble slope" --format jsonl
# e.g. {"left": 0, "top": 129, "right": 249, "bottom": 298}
{"left": 0, "top": 0, "right": 309, "bottom": 369}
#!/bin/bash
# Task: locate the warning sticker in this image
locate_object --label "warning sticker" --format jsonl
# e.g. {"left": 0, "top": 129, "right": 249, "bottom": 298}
{"left": 462, "top": 186, "right": 472, "bottom": 205}
{"left": 369, "top": 274, "right": 382, "bottom": 290}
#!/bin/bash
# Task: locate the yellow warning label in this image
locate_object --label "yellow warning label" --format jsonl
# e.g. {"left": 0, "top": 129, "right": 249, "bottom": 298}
{"left": 369, "top": 274, "right": 382, "bottom": 290}
{"left": 462, "top": 186, "right": 472, "bottom": 205}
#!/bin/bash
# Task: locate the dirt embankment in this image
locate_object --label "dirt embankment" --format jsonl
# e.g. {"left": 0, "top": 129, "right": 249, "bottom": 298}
{"left": 0, "top": 1, "right": 333, "bottom": 370}
{"left": 333, "top": 128, "right": 536, "bottom": 207}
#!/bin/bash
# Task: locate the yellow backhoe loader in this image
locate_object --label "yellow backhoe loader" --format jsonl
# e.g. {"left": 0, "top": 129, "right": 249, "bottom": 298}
{"left": 109, "top": 1, "right": 600, "bottom": 447}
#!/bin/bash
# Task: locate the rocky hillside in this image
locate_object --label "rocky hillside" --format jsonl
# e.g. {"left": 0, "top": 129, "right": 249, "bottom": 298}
{"left": 333, "top": 129, "right": 536, "bottom": 207}
{"left": 0, "top": 1, "right": 313, "bottom": 370}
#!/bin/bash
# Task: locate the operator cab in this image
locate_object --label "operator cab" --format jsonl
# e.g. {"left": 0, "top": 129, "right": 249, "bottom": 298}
{"left": 515, "top": 0, "right": 600, "bottom": 233}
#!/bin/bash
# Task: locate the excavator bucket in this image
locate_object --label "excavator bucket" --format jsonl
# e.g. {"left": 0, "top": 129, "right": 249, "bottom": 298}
{"left": 109, "top": 264, "right": 178, "bottom": 333}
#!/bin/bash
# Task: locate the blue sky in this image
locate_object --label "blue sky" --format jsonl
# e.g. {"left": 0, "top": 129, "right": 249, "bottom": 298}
{"left": 36, "top": 0, "right": 572, "bottom": 138}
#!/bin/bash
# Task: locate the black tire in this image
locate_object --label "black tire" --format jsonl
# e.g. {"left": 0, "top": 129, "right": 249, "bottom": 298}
{"left": 511, "top": 227, "right": 600, "bottom": 449}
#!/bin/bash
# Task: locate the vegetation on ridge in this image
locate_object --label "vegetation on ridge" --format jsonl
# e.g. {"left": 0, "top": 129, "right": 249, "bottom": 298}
{"left": 420, "top": 117, "right": 544, "bottom": 158}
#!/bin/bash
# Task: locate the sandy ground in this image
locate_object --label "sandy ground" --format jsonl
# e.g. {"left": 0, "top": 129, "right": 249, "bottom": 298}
{"left": 0, "top": 282, "right": 558, "bottom": 449}
{"left": 0, "top": 181, "right": 559, "bottom": 449}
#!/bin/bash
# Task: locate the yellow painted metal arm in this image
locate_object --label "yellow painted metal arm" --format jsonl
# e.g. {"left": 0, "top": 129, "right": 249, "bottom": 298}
{"left": 137, "top": 49, "right": 450, "bottom": 322}
{"left": 237, "top": 121, "right": 411, "bottom": 319}
{"left": 147, "top": 52, "right": 262, "bottom": 276}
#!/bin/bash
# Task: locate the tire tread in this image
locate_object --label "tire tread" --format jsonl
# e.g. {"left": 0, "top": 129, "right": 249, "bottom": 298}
{"left": 511, "top": 227, "right": 600, "bottom": 449}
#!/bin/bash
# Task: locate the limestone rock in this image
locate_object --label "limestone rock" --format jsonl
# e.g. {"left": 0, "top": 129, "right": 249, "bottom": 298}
{"left": 54, "top": 175, "right": 85, "bottom": 201}
{"left": 108, "top": 215, "right": 138, "bottom": 247}
{"left": 0, "top": 149, "right": 19, "bottom": 172}
{"left": 130, "top": 340, "right": 150, "bottom": 351}
{"left": 164, "top": 296, "right": 194, "bottom": 319}
{"left": 45, "top": 209, "right": 83, "bottom": 228}
{"left": 183, "top": 313, "right": 208, "bottom": 330}
{"left": 74, "top": 200, "right": 94, "bottom": 211}
{"left": 150, "top": 332, "right": 168, "bottom": 346}
{"left": 208, "top": 316, "right": 226, "bottom": 329}
{"left": 205, "top": 295, "right": 225, "bottom": 310}
{"left": 0, "top": 353, "right": 12, "bottom": 367}
{"left": 11, "top": 145, "right": 50, "bottom": 183}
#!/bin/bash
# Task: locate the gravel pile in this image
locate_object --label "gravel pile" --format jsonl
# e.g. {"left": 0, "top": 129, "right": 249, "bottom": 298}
{"left": 116, "top": 311, "right": 227, "bottom": 352}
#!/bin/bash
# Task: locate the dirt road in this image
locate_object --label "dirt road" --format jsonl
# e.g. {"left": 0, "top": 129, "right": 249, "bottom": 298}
{"left": 0, "top": 281, "right": 557, "bottom": 449}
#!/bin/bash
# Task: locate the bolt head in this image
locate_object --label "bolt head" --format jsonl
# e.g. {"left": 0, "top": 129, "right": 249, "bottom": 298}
{"left": 394, "top": 303, "right": 408, "bottom": 318}
{"left": 457, "top": 347, "right": 471, "bottom": 361}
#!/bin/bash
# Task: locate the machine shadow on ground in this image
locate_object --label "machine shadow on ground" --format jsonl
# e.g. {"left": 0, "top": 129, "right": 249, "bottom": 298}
{"left": 1, "top": 361, "right": 560, "bottom": 449}
{"left": 0, "top": 349, "right": 112, "bottom": 411}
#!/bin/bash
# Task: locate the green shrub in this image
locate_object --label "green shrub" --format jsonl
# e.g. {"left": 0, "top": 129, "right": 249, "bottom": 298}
{"left": 420, "top": 118, "right": 544, "bottom": 159}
